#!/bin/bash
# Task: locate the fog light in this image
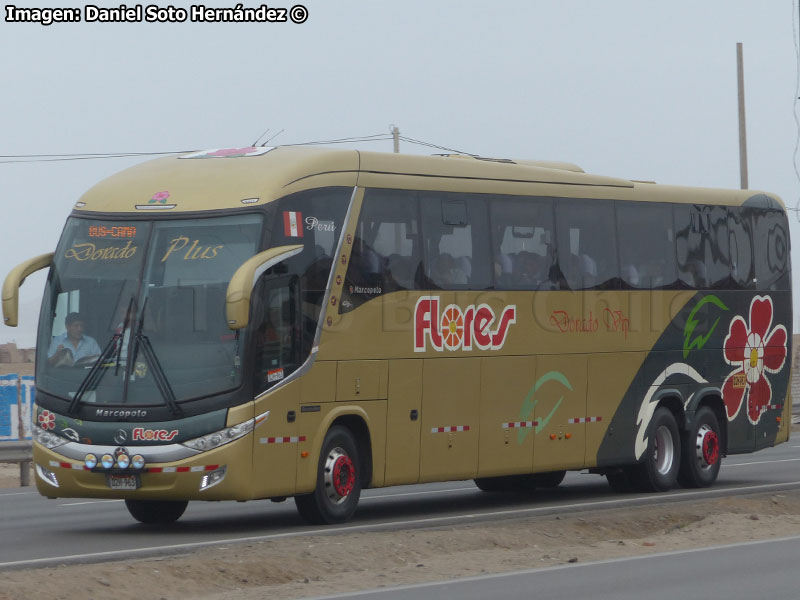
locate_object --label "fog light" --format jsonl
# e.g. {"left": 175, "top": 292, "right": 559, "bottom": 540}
{"left": 100, "top": 454, "right": 114, "bottom": 469}
{"left": 116, "top": 454, "right": 130, "bottom": 470}
{"left": 36, "top": 464, "right": 59, "bottom": 487}
{"left": 84, "top": 453, "right": 98, "bottom": 469}
{"left": 200, "top": 466, "right": 227, "bottom": 491}
{"left": 131, "top": 455, "right": 145, "bottom": 470}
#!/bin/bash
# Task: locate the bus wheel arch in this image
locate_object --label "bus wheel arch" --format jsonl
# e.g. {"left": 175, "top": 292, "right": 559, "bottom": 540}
{"left": 330, "top": 414, "right": 373, "bottom": 489}
{"left": 294, "top": 414, "right": 373, "bottom": 525}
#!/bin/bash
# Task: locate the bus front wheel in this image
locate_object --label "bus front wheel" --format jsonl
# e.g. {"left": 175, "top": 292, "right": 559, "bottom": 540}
{"left": 678, "top": 406, "right": 722, "bottom": 488}
{"left": 125, "top": 499, "right": 188, "bottom": 524}
{"left": 295, "top": 425, "right": 362, "bottom": 524}
{"left": 635, "top": 407, "right": 681, "bottom": 492}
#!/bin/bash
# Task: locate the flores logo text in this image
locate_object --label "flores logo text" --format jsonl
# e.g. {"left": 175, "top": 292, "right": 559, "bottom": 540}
{"left": 414, "top": 296, "right": 516, "bottom": 352}
{"left": 132, "top": 428, "right": 179, "bottom": 442}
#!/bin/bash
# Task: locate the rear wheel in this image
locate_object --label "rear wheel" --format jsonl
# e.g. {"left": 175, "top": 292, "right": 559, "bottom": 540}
{"left": 295, "top": 426, "right": 362, "bottom": 524}
{"left": 678, "top": 406, "right": 722, "bottom": 488}
{"left": 634, "top": 407, "right": 681, "bottom": 492}
{"left": 125, "top": 499, "right": 188, "bottom": 524}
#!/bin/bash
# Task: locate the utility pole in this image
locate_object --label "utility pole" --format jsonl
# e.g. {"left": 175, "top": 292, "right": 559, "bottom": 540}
{"left": 391, "top": 125, "right": 400, "bottom": 153}
{"left": 736, "top": 42, "right": 748, "bottom": 189}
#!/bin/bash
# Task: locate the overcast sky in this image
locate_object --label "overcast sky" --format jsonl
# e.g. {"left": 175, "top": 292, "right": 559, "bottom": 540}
{"left": 1, "top": 1, "right": 798, "bottom": 346}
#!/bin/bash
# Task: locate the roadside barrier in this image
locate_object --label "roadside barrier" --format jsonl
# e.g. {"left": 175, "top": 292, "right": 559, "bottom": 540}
{"left": 0, "top": 375, "right": 34, "bottom": 486}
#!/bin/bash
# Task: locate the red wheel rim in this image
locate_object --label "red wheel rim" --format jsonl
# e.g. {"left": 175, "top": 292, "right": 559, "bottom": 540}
{"left": 332, "top": 455, "right": 355, "bottom": 498}
{"left": 701, "top": 430, "right": 719, "bottom": 466}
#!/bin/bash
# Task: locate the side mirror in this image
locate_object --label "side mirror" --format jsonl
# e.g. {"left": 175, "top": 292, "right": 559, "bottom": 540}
{"left": 2, "top": 253, "right": 54, "bottom": 327}
{"left": 226, "top": 245, "right": 304, "bottom": 330}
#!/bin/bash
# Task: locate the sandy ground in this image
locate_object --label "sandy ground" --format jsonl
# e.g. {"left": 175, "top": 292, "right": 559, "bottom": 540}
{"left": 3, "top": 461, "right": 800, "bottom": 600}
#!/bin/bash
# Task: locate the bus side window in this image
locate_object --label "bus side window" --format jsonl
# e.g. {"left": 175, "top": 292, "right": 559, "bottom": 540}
{"left": 554, "top": 199, "right": 618, "bottom": 291}
{"left": 489, "top": 196, "right": 556, "bottom": 290}
{"left": 752, "top": 206, "right": 789, "bottom": 291}
{"left": 728, "top": 206, "right": 755, "bottom": 290}
{"left": 674, "top": 205, "right": 730, "bottom": 290}
{"left": 340, "top": 189, "right": 421, "bottom": 313}
{"left": 616, "top": 201, "right": 676, "bottom": 290}
{"left": 420, "top": 193, "right": 491, "bottom": 290}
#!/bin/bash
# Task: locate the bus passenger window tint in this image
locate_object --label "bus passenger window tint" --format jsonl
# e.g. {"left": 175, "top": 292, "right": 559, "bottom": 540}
{"left": 674, "top": 205, "right": 730, "bottom": 290}
{"left": 752, "top": 206, "right": 789, "bottom": 291}
{"left": 490, "top": 197, "right": 557, "bottom": 290}
{"left": 616, "top": 202, "right": 676, "bottom": 290}
{"left": 555, "top": 199, "right": 618, "bottom": 290}
{"left": 420, "top": 193, "right": 491, "bottom": 290}
{"left": 728, "top": 206, "right": 755, "bottom": 290}
{"left": 341, "top": 190, "right": 421, "bottom": 313}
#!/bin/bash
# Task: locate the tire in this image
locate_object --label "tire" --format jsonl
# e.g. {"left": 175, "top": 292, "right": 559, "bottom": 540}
{"left": 678, "top": 406, "right": 722, "bottom": 488}
{"left": 125, "top": 499, "right": 188, "bottom": 524}
{"left": 634, "top": 407, "right": 681, "bottom": 492}
{"left": 295, "top": 426, "right": 362, "bottom": 524}
{"left": 530, "top": 470, "right": 566, "bottom": 488}
{"left": 474, "top": 475, "right": 536, "bottom": 492}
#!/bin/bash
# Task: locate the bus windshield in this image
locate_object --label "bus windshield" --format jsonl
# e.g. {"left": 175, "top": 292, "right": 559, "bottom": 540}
{"left": 36, "top": 214, "right": 264, "bottom": 408}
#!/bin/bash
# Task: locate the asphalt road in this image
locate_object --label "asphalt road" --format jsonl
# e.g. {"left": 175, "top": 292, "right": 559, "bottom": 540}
{"left": 2, "top": 441, "right": 800, "bottom": 569}
{"left": 313, "top": 535, "right": 800, "bottom": 600}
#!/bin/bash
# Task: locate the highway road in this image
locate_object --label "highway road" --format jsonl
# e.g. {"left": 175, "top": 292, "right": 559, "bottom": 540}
{"left": 2, "top": 441, "right": 800, "bottom": 569}
{"left": 312, "top": 535, "right": 800, "bottom": 600}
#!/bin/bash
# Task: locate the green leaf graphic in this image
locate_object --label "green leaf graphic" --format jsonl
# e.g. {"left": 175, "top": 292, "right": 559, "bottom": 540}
{"left": 518, "top": 371, "right": 572, "bottom": 443}
{"left": 683, "top": 294, "right": 729, "bottom": 359}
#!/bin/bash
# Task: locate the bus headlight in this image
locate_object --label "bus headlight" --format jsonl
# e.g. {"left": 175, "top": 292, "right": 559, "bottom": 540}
{"left": 116, "top": 454, "right": 130, "bottom": 470}
{"left": 131, "top": 455, "right": 145, "bottom": 470}
{"left": 100, "top": 454, "right": 115, "bottom": 469}
{"left": 182, "top": 417, "right": 259, "bottom": 452}
{"left": 33, "top": 427, "right": 69, "bottom": 449}
{"left": 84, "top": 453, "right": 98, "bottom": 469}
{"left": 200, "top": 466, "right": 227, "bottom": 491}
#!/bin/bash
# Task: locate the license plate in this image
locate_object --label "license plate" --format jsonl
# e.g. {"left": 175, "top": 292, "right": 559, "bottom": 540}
{"left": 107, "top": 474, "right": 139, "bottom": 490}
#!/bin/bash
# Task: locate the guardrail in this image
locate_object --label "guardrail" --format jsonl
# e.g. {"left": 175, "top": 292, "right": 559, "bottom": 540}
{"left": 0, "top": 441, "right": 32, "bottom": 486}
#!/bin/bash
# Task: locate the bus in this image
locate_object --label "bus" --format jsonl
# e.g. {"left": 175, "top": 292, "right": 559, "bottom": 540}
{"left": 3, "top": 146, "right": 792, "bottom": 524}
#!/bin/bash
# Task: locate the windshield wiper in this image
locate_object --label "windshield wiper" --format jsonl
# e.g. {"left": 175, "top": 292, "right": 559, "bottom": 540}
{"left": 114, "top": 297, "right": 134, "bottom": 376}
{"left": 131, "top": 297, "right": 183, "bottom": 416}
{"left": 67, "top": 297, "right": 135, "bottom": 416}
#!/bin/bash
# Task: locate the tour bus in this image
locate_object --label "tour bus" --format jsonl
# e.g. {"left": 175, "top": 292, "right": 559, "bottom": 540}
{"left": 3, "top": 146, "right": 792, "bottom": 524}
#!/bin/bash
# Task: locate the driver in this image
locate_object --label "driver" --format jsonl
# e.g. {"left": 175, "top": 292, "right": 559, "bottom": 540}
{"left": 47, "top": 312, "right": 102, "bottom": 367}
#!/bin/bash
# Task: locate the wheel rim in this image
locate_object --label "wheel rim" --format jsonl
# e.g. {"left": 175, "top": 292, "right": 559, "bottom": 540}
{"left": 653, "top": 425, "right": 674, "bottom": 475}
{"left": 695, "top": 425, "right": 719, "bottom": 470}
{"left": 324, "top": 447, "right": 355, "bottom": 504}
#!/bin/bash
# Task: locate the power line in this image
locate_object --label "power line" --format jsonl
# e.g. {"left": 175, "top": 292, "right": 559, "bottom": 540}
{"left": 0, "top": 132, "right": 479, "bottom": 164}
{"left": 0, "top": 151, "right": 190, "bottom": 164}
{"left": 397, "top": 135, "right": 477, "bottom": 157}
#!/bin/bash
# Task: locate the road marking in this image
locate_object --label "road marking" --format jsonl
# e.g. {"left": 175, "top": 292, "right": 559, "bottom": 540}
{"left": 725, "top": 457, "right": 800, "bottom": 467}
{"left": 305, "top": 534, "right": 800, "bottom": 599}
{"left": 3, "top": 480, "right": 800, "bottom": 571}
{"left": 59, "top": 500, "right": 123, "bottom": 507}
{"left": 365, "top": 488, "right": 474, "bottom": 500}
{"left": 0, "top": 491, "right": 38, "bottom": 497}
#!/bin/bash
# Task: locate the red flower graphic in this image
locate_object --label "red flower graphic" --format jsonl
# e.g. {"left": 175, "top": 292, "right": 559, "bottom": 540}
{"left": 38, "top": 409, "right": 55, "bottom": 431}
{"left": 149, "top": 191, "right": 170, "bottom": 204}
{"left": 722, "top": 296, "right": 787, "bottom": 424}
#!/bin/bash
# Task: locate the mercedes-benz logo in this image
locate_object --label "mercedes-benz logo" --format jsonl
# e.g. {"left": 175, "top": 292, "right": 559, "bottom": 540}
{"left": 114, "top": 429, "right": 128, "bottom": 444}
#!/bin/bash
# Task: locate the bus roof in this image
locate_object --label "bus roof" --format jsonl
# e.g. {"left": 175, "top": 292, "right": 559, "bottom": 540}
{"left": 73, "top": 146, "right": 783, "bottom": 214}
